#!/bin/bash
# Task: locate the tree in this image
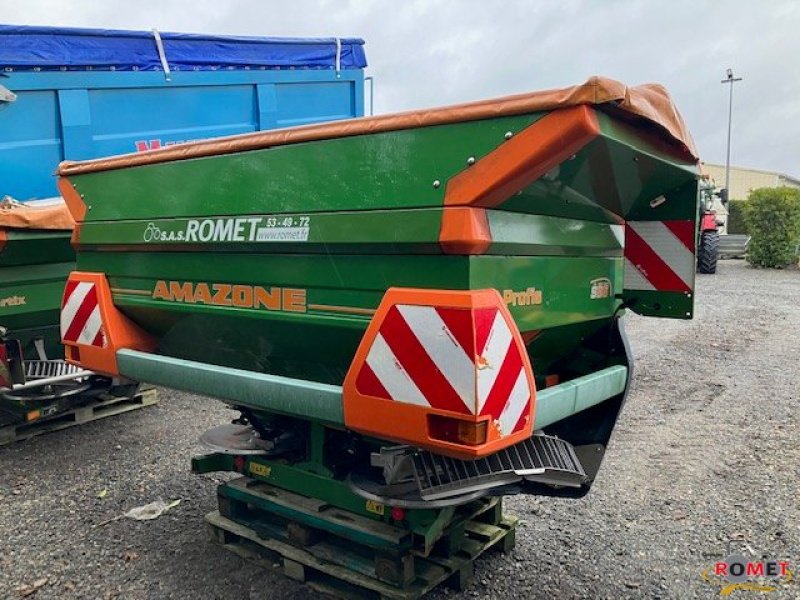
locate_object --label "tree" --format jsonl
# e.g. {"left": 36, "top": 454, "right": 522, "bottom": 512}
{"left": 744, "top": 187, "right": 800, "bottom": 268}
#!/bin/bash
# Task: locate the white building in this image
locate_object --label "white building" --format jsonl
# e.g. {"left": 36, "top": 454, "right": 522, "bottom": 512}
{"left": 700, "top": 164, "right": 800, "bottom": 233}
{"left": 703, "top": 163, "right": 800, "bottom": 201}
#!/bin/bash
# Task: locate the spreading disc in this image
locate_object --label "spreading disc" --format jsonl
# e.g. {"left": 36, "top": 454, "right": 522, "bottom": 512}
{"left": 199, "top": 423, "right": 267, "bottom": 455}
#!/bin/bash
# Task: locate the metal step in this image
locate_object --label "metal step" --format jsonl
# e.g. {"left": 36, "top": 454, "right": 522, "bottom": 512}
{"left": 719, "top": 233, "right": 750, "bottom": 258}
{"left": 24, "top": 360, "right": 84, "bottom": 381}
{"left": 412, "top": 434, "right": 587, "bottom": 501}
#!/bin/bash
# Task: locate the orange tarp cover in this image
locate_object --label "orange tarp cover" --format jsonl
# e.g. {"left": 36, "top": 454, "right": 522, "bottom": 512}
{"left": 0, "top": 199, "right": 74, "bottom": 231}
{"left": 59, "top": 76, "right": 698, "bottom": 176}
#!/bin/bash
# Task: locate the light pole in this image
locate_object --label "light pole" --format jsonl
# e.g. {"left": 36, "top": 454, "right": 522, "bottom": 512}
{"left": 721, "top": 68, "right": 742, "bottom": 200}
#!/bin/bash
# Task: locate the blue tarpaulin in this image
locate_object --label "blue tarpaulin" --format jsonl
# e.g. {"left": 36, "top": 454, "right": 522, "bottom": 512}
{"left": 0, "top": 24, "right": 367, "bottom": 71}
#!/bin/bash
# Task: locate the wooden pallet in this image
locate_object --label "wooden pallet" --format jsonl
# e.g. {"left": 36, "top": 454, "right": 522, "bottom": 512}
{"left": 0, "top": 387, "right": 158, "bottom": 445}
{"left": 207, "top": 478, "right": 517, "bottom": 600}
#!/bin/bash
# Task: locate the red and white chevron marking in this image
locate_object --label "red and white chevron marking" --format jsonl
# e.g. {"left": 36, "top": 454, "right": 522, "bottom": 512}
{"left": 355, "top": 304, "right": 531, "bottom": 435}
{"left": 624, "top": 220, "right": 695, "bottom": 293}
{"left": 61, "top": 280, "right": 105, "bottom": 346}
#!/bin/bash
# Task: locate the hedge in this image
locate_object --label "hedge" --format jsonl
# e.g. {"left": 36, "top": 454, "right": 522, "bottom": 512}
{"left": 726, "top": 199, "right": 748, "bottom": 234}
{"left": 744, "top": 187, "right": 800, "bottom": 268}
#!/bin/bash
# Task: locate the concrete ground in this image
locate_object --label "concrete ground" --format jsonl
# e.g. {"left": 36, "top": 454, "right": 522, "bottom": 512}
{"left": 1, "top": 260, "right": 797, "bottom": 599}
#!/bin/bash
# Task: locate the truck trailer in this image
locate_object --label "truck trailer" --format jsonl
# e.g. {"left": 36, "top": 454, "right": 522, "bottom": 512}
{"left": 0, "top": 24, "right": 367, "bottom": 440}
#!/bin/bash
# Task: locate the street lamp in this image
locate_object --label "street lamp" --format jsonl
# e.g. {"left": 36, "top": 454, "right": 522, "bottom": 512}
{"left": 721, "top": 68, "right": 742, "bottom": 202}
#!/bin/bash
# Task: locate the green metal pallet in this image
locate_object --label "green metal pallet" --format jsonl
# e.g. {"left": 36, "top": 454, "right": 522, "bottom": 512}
{"left": 207, "top": 477, "right": 517, "bottom": 600}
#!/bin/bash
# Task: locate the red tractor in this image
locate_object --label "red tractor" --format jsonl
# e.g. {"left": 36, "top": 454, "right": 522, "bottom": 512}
{"left": 697, "top": 177, "right": 727, "bottom": 274}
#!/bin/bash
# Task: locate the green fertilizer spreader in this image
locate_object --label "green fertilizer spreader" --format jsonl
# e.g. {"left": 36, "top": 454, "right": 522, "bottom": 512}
{"left": 0, "top": 201, "right": 133, "bottom": 431}
{"left": 1, "top": 221, "right": 73, "bottom": 360}
{"left": 58, "top": 77, "right": 698, "bottom": 514}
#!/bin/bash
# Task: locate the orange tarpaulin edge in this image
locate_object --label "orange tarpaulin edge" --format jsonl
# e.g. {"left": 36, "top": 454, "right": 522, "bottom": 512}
{"left": 0, "top": 201, "right": 74, "bottom": 231}
{"left": 58, "top": 76, "right": 698, "bottom": 177}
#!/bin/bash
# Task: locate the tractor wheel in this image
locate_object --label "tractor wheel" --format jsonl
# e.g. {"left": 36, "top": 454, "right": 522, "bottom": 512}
{"left": 697, "top": 230, "right": 720, "bottom": 274}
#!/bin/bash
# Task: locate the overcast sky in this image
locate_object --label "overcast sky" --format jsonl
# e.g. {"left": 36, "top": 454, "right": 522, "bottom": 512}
{"left": 4, "top": 0, "right": 798, "bottom": 177}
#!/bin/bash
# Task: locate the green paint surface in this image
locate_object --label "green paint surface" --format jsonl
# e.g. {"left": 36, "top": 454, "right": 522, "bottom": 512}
{"left": 66, "top": 106, "right": 698, "bottom": 387}
{"left": 73, "top": 114, "right": 543, "bottom": 221}
{"left": 80, "top": 250, "right": 621, "bottom": 384}
{"left": 1, "top": 229, "right": 74, "bottom": 359}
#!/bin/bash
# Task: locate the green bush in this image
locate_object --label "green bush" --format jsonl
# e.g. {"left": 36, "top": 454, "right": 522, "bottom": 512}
{"left": 726, "top": 199, "right": 748, "bottom": 234}
{"left": 744, "top": 187, "right": 800, "bottom": 268}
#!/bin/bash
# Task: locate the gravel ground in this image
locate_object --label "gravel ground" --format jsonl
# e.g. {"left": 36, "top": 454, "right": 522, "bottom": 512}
{"left": 1, "top": 259, "right": 798, "bottom": 599}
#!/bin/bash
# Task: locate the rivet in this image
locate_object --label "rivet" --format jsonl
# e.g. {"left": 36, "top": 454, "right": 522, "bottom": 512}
{"left": 504, "top": 131, "right": 513, "bottom": 140}
{"left": 432, "top": 180, "right": 441, "bottom": 189}
{"left": 467, "top": 157, "right": 475, "bottom": 166}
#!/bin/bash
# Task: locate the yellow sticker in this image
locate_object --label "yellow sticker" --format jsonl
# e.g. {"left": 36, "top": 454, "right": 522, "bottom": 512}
{"left": 365, "top": 500, "right": 385, "bottom": 516}
{"left": 249, "top": 462, "right": 271, "bottom": 478}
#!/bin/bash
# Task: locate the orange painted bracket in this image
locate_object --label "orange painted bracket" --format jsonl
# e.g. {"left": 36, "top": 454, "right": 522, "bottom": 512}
{"left": 439, "top": 207, "right": 492, "bottom": 255}
{"left": 444, "top": 105, "right": 600, "bottom": 209}
{"left": 343, "top": 287, "right": 536, "bottom": 460}
{"left": 61, "top": 271, "right": 156, "bottom": 376}
{"left": 57, "top": 177, "right": 87, "bottom": 223}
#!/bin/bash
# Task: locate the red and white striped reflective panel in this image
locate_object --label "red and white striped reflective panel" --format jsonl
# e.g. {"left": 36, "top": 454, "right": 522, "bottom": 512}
{"left": 61, "top": 280, "right": 105, "bottom": 347}
{"left": 354, "top": 304, "right": 532, "bottom": 435}
{"left": 624, "top": 220, "right": 695, "bottom": 293}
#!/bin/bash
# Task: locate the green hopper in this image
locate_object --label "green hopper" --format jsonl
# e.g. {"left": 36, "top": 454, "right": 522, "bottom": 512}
{"left": 0, "top": 200, "right": 75, "bottom": 361}
{"left": 58, "top": 77, "right": 699, "bottom": 511}
{"left": 0, "top": 200, "right": 135, "bottom": 430}
{"left": 0, "top": 201, "right": 87, "bottom": 424}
